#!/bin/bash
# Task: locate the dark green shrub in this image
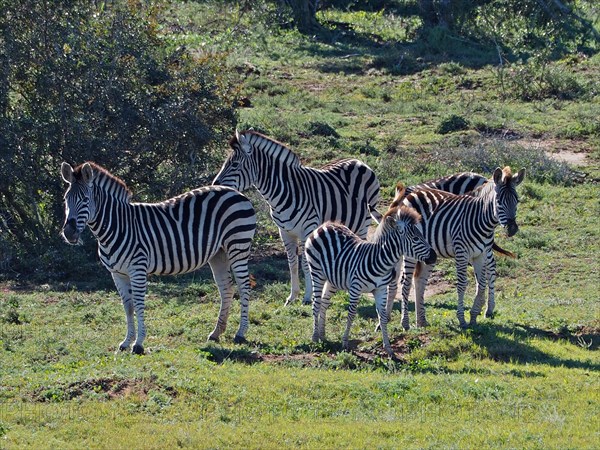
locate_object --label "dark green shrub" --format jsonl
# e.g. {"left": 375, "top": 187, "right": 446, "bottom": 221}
{"left": 437, "top": 114, "right": 470, "bottom": 134}
{"left": 0, "top": 0, "right": 238, "bottom": 279}
{"left": 307, "top": 121, "right": 340, "bottom": 138}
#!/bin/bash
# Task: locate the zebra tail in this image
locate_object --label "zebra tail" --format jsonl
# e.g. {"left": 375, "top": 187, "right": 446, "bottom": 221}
{"left": 492, "top": 242, "right": 517, "bottom": 258}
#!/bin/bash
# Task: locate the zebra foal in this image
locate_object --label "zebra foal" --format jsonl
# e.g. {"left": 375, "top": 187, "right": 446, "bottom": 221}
{"left": 305, "top": 205, "right": 436, "bottom": 356}
{"left": 61, "top": 162, "right": 256, "bottom": 354}
{"left": 396, "top": 166, "right": 525, "bottom": 329}
{"left": 213, "top": 129, "right": 381, "bottom": 305}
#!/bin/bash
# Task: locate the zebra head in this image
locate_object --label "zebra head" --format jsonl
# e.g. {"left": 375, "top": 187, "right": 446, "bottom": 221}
{"left": 212, "top": 130, "right": 255, "bottom": 191}
{"left": 61, "top": 162, "right": 96, "bottom": 244}
{"left": 386, "top": 206, "right": 437, "bottom": 265}
{"left": 492, "top": 166, "right": 525, "bottom": 237}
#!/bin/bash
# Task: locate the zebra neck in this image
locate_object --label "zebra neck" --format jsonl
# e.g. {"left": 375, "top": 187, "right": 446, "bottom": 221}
{"left": 88, "top": 186, "right": 132, "bottom": 246}
{"left": 478, "top": 187, "right": 500, "bottom": 230}
{"left": 253, "top": 160, "right": 299, "bottom": 206}
{"left": 371, "top": 232, "right": 402, "bottom": 268}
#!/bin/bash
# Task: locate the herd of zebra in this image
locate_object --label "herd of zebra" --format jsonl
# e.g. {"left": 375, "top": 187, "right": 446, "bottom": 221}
{"left": 61, "top": 129, "right": 524, "bottom": 356}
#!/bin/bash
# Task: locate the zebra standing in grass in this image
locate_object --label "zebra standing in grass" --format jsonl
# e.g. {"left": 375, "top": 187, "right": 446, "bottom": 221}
{"left": 213, "top": 129, "right": 381, "bottom": 305}
{"left": 305, "top": 205, "right": 436, "bottom": 356}
{"left": 385, "top": 171, "right": 516, "bottom": 322}
{"left": 395, "top": 166, "right": 525, "bottom": 329}
{"left": 61, "top": 162, "right": 257, "bottom": 354}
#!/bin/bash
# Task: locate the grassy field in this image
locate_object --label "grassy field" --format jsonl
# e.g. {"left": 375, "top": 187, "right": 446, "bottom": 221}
{"left": 1, "top": 2, "right": 600, "bottom": 448}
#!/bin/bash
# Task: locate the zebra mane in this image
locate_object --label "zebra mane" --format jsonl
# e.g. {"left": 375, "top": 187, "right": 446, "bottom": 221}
{"left": 74, "top": 162, "right": 132, "bottom": 200}
{"left": 237, "top": 130, "right": 301, "bottom": 168}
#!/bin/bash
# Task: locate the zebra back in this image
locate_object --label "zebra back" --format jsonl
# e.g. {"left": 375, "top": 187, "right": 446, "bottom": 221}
{"left": 214, "top": 130, "right": 381, "bottom": 238}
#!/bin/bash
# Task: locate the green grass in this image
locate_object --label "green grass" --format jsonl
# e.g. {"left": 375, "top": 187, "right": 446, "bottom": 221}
{"left": 2, "top": 1, "right": 600, "bottom": 448}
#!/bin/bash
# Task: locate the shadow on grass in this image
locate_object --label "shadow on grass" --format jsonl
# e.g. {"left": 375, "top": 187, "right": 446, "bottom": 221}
{"left": 470, "top": 322, "right": 600, "bottom": 371}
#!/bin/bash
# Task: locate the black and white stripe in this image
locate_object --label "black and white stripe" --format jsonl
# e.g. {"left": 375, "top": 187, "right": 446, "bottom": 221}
{"left": 404, "top": 171, "right": 488, "bottom": 197}
{"left": 213, "top": 130, "right": 381, "bottom": 305}
{"left": 61, "top": 162, "right": 256, "bottom": 354}
{"left": 305, "top": 206, "right": 436, "bottom": 356}
{"left": 396, "top": 166, "right": 525, "bottom": 329}
{"left": 385, "top": 170, "right": 515, "bottom": 323}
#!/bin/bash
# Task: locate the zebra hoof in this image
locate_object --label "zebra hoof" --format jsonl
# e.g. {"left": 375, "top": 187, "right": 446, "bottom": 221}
{"left": 485, "top": 311, "right": 495, "bottom": 319}
{"left": 118, "top": 343, "right": 129, "bottom": 352}
{"left": 233, "top": 335, "right": 247, "bottom": 344}
{"left": 207, "top": 334, "right": 220, "bottom": 343}
{"left": 131, "top": 344, "right": 145, "bottom": 355}
{"left": 302, "top": 299, "right": 312, "bottom": 306}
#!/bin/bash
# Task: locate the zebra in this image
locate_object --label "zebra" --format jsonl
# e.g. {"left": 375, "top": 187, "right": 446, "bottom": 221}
{"left": 305, "top": 204, "right": 437, "bottom": 356}
{"left": 383, "top": 171, "right": 515, "bottom": 323}
{"left": 394, "top": 166, "right": 525, "bottom": 330}
{"left": 212, "top": 129, "right": 382, "bottom": 306}
{"left": 61, "top": 162, "right": 257, "bottom": 354}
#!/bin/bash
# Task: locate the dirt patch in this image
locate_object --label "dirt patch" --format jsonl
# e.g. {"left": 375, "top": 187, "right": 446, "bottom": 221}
{"left": 30, "top": 375, "right": 175, "bottom": 403}
{"left": 517, "top": 137, "right": 592, "bottom": 166}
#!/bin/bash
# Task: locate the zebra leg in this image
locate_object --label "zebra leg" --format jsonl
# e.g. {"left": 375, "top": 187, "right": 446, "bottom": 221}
{"left": 414, "top": 262, "right": 433, "bottom": 328}
{"left": 469, "top": 255, "right": 487, "bottom": 326}
{"left": 112, "top": 272, "right": 135, "bottom": 352}
{"left": 299, "top": 240, "right": 313, "bottom": 305}
{"left": 318, "top": 282, "right": 335, "bottom": 341}
{"left": 280, "top": 229, "right": 300, "bottom": 306}
{"left": 485, "top": 249, "right": 497, "bottom": 318}
{"left": 342, "top": 286, "right": 361, "bottom": 351}
{"left": 400, "top": 259, "right": 417, "bottom": 330}
{"left": 129, "top": 271, "right": 148, "bottom": 355}
{"left": 229, "top": 252, "right": 252, "bottom": 343}
{"left": 375, "top": 258, "right": 402, "bottom": 333}
{"left": 374, "top": 286, "right": 394, "bottom": 357}
{"left": 454, "top": 254, "right": 469, "bottom": 329}
{"left": 208, "top": 250, "right": 235, "bottom": 342}
{"left": 311, "top": 274, "right": 326, "bottom": 342}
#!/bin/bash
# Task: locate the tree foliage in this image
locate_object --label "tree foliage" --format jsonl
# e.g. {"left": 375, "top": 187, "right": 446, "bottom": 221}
{"left": 418, "top": 0, "right": 599, "bottom": 58}
{"left": 0, "top": 0, "right": 238, "bottom": 276}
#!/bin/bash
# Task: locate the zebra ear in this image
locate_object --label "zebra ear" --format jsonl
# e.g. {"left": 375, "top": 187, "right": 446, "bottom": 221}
{"left": 395, "top": 182, "right": 406, "bottom": 199}
{"left": 513, "top": 168, "right": 526, "bottom": 186}
{"left": 81, "top": 163, "right": 95, "bottom": 185}
{"left": 61, "top": 162, "right": 74, "bottom": 184}
{"left": 238, "top": 132, "right": 252, "bottom": 155}
{"left": 493, "top": 167, "right": 503, "bottom": 184}
{"left": 235, "top": 128, "right": 241, "bottom": 142}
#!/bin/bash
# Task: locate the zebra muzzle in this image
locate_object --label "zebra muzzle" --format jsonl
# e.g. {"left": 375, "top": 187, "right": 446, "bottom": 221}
{"left": 425, "top": 249, "right": 437, "bottom": 265}
{"left": 62, "top": 219, "right": 80, "bottom": 244}
{"left": 506, "top": 220, "right": 519, "bottom": 237}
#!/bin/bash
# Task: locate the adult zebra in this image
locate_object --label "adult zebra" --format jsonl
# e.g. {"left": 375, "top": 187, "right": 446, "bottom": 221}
{"left": 388, "top": 171, "right": 516, "bottom": 319}
{"left": 394, "top": 166, "right": 525, "bottom": 329}
{"left": 391, "top": 172, "right": 516, "bottom": 258}
{"left": 305, "top": 205, "right": 436, "bottom": 356}
{"left": 61, "top": 162, "right": 256, "bottom": 354}
{"left": 213, "top": 129, "right": 381, "bottom": 305}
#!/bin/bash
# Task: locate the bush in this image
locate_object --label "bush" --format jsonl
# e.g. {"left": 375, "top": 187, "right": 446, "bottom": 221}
{"left": 0, "top": 0, "right": 238, "bottom": 279}
{"left": 437, "top": 114, "right": 470, "bottom": 134}
{"left": 497, "top": 59, "right": 586, "bottom": 101}
{"left": 419, "top": 0, "right": 599, "bottom": 59}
